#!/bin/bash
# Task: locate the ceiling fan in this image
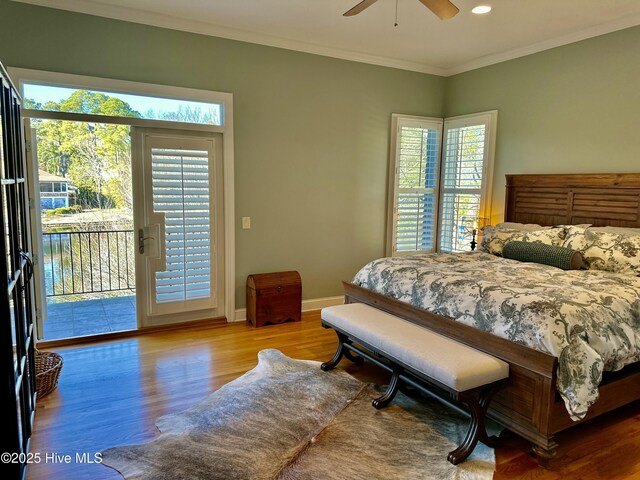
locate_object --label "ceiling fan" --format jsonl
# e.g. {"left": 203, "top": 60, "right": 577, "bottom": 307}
{"left": 344, "top": 0, "right": 459, "bottom": 20}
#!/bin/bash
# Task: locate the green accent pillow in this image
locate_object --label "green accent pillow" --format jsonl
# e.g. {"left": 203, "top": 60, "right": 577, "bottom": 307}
{"left": 502, "top": 241, "right": 584, "bottom": 270}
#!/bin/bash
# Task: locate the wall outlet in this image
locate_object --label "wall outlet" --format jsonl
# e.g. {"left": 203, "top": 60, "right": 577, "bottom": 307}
{"left": 242, "top": 217, "right": 251, "bottom": 229}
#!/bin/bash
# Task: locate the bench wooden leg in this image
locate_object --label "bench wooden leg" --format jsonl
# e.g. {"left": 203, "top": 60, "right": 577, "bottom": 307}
{"left": 372, "top": 365, "right": 402, "bottom": 409}
{"left": 447, "top": 386, "right": 501, "bottom": 465}
{"left": 321, "top": 331, "right": 363, "bottom": 371}
{"left": 344, "top": 348, "right": 364, "bottom": 364}
{"left": 476, "top": 387, "right": 502, "bottom": 449}
{"left": 321, "top": 331, "right": 348, "bottom": 371}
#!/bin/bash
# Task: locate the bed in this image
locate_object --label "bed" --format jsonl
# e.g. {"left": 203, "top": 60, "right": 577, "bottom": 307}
{"left": 343, "top": 173, "right": 640, "bottom": 464}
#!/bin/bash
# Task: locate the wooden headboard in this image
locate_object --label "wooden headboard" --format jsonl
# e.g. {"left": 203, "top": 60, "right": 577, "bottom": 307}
{"left": 505, "top": 173, "right": 640, "bottom": 227}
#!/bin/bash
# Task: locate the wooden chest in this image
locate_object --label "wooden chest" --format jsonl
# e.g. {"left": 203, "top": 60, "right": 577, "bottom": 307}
{"left": 246, "top": 271, "right": 302, "bottom": 327}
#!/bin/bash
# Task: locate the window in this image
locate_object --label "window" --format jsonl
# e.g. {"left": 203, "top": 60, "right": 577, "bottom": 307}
{"left": 22, "top": 84, "right": 222, "bottom": 126}
{"left": 387, "top": 111, "right": 496, "bottom": 255}
{"left": 53, "top": 197, "right": 67, "bottom": 209}
{"left": 151, "top": 146, "right": 213, "bottom": 304}
{"left": 39, "top": 183, "right": 52, "bottom": 193}
{"left": 387, "top": 115, "right": 442, "bottom": 254}
{"left": 439, "top": 112, "right": 496, "bottom": 252}
{"left": 53, "top": 182, "right": 61, "bottom": 192}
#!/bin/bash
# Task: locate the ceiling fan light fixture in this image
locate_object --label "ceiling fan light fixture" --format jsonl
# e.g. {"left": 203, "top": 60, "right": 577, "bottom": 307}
{"left": 472, "top": 5, "right": 492, "bottom": 14}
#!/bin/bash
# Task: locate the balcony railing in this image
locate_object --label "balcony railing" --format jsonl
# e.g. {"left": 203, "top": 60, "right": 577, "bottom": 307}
{"left": 43, "top": 230, "right": 135, "bottom": 297}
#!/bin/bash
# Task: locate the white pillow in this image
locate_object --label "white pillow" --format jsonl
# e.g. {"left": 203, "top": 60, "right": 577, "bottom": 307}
{"left": 563, "top": 226, "right": 640, "bottom": 275}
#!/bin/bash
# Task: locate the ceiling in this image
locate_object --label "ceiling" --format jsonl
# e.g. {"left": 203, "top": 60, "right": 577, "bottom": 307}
{"left": 13, "top": 0, "right": 640, "bottom": 76}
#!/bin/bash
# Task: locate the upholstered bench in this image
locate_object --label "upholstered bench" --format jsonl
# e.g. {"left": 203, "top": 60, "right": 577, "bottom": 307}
{"left": 320, "top": 303, "right": 509, "bottom": 465}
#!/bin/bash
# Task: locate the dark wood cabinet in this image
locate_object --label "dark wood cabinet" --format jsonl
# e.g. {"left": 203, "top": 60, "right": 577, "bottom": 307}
{"left": 246, "top": 271, "right": 302, "bottom": 327}
{"left": 0, "top": 62, "right": 37, "bottom": 480}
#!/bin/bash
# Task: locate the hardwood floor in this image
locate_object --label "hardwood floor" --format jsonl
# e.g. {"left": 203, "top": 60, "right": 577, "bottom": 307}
{"left": 28, "top": 311, "right": 640, "bottom": 480}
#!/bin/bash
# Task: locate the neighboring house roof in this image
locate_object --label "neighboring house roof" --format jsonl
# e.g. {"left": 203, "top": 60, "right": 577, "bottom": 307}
{"left": 38, "top": 169, "right": 71, "bottom": 183}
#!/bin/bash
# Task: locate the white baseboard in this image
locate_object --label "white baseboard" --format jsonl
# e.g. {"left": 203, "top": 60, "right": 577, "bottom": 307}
{"left": 231, "top": 295, "right": 344, "bottom": 323}
{"left": 299, "top": 295, "right": 344, "bottom": 312}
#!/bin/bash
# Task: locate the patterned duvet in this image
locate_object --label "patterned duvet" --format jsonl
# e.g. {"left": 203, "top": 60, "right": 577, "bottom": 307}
{"left": 352, "top": 252, "right": 640, "bottom": 420}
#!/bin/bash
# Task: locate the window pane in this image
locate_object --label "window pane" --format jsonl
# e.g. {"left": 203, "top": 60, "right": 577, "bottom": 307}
{"left": 442, "top": 125, "right": 486, "bottom": 190}
{"left": 440, "top": 192, "right": 480, "bottom": 252}
{"left": 24, "top": 84, "right": 222, "bottom": 126}
{"left": 394, "top": 124, "right": 440, "bottom": 253}
{"left": 40, "top": 197, "right": 53, "bottom": 210}
{"left": 151, "top": 148, "right": 212, "bottom": 303}
{"left": 396, "top": 192, "right": 436, "bottom": 251}
{"left": 398, "top": 127, "right": 438, "bottom": 189}
{"left": 439, "top": 124, "right": 487, "bottom": 253}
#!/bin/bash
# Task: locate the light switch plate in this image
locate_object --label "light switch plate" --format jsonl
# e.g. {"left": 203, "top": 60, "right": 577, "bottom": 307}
{"left": 242, "top": 217, "right": 251, "bottom": 229}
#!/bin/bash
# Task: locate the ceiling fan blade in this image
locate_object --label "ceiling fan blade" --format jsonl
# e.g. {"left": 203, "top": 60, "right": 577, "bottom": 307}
{"left": 343, "top": 0, "right": 380, "bottom": 17}
{"left": 417, "top": 0, "right": 459, "bottom": 20}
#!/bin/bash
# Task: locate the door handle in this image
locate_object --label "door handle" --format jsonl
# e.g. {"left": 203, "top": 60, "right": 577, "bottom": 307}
{"left": 138, "top": 228, "right": 155, "bottom": 254}
{"left": 19, "top": 250, "right": 34, "bottom": 284}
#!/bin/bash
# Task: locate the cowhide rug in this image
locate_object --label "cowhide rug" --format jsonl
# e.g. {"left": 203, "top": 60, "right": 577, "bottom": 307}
{"left": 102, "top": 349, "right": 497, "bottom": 480}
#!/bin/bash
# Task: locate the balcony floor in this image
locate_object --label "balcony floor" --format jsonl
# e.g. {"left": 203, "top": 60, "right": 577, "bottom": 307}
{"left": 44, "top": 294, "right": 137, "bottom": 341}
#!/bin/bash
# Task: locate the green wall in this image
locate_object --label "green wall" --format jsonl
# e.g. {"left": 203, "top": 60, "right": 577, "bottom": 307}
{"left": 445, "top": 26, "right": 640, "bottom": 222}
{"left": 0, "top": 0, "right": 445, "bottom": 308}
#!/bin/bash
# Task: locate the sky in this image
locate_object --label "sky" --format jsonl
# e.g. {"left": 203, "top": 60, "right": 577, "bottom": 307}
{"left": 23, "top": 84, "right": 221, "bottom": 124}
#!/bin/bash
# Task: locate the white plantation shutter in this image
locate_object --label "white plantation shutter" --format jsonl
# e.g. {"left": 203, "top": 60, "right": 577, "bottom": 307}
{"left": 387, "top": 112, "right": 496, "bottom": 256}
{"left": 388, "top": 116, "right": 442, "bottom": 255}
{"left": 439, "top": 112, "right": 496, "bottom": 252}
{"left": 151, "top": 147, "right": 214, "bottom": 304}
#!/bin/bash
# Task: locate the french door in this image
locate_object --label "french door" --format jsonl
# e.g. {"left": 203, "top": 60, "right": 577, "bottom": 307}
{"left": 132, "top": 129, "right": 225, "bottom": 326}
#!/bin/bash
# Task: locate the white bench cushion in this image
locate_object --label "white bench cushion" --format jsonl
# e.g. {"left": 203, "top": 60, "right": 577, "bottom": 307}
{"left": 322, "top": 303, "right": 509, "bottom": 392}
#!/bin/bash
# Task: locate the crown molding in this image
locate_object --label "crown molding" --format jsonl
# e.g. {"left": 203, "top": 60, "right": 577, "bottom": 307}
{"left": 443, "top": 13, "right": 640, "bottom": 76}
{"left": 11, "top": 0, "right": 640, "bottom": 77}
{"left": 10, "top": 0, "right": 447, "bottom": 76}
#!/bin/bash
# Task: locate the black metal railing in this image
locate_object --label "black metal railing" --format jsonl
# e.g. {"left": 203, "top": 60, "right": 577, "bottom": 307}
{"left": 43, "top": 230, "right": 135, "bottom": 297}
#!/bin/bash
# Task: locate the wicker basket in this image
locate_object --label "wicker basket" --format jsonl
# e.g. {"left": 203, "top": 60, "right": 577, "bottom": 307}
{"left": 35, "top": 349, "right": 63, "bottom": 398}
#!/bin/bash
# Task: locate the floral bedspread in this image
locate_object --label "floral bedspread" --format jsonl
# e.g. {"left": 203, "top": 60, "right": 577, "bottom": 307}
{"left": 352, "top": 252, "right": 640, "bottom": 420}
